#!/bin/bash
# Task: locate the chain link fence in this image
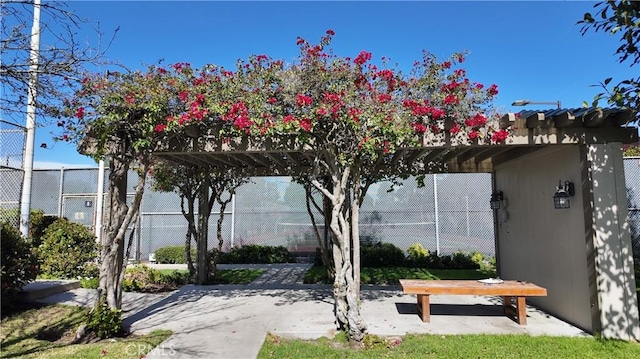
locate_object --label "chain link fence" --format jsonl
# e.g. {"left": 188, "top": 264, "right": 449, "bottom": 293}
{"left": 8, "top": 157, "right": 638, "bottom": 262}
{"left": 624, "top": 157, "right": 640, "bottom": 259}
{"left": 0, "top": 120, "right": 26, "bottom": 227}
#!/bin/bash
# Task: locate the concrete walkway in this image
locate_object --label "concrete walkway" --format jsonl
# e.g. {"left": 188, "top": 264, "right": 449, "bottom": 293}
{"left": 37, "top": 264, "right": 590, "bottom": 359}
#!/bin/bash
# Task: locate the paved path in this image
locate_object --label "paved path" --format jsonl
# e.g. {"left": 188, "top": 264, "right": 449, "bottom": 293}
{"left": 37, "top": 264, "right": 589, "bottom": 359}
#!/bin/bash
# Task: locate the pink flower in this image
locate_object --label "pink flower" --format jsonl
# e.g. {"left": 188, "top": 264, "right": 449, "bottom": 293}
{"left": 442, "top": 61, "right": 452, "bottom": 69}
{"left": 378, "top": 93, "right": 392, "bottom": 103}
{"left": 491, "top": 129, "right": 509, "bottom": 143}
{"left": 326, "top": 29, "right": 335, "bottom": 36}
{"left": 154, "top": 123, "right": 167, "bottom": 132}
{"left": 443, "top": 94, "right": 459, "bottom": 105}
{"left": 468, "top": 130, "right": 479, "bottom": 140}
{"left": 412, "top": 123, "right": 427, "bottom": 134}
{"left": 268, "top": 97, "right": 278, "bottom": 104}
{"left": 283, "top": 114, "right": 295, "bottom": 124}
{"left": 449, "top": 123, "right": 461, "bottom": 135}
{"left": 464, "top": 113, "right": 487, "bottom": 127}
{"left": 299, "top": 117, "right": 312, "bottom": 131}
{"left": 354, "top": 51, "right": 372, "bottom": 65}
{"left": 75, "top": 107, "right": 85, "bottom": 119}
{"left": 296, "top": 94, "right": 313, "bottom": 106}
{"left": 487, "top": 84, "right": 499, "bottom": 96}
{"left": 124, "top": 93, "right": 135, "bottom": 105}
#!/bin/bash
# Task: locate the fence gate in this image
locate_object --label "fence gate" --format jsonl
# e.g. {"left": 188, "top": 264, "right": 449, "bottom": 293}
{"left": 62, "top": 195, "right": 97, "bottom": 229}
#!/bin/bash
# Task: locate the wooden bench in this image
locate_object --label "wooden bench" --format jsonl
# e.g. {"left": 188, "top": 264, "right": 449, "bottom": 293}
{"left": 399, "top": 279, "right": 547, "bottom": 325}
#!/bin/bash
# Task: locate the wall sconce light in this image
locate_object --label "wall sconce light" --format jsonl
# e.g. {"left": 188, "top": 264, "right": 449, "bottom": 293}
{"left": 490, "top": 191, "right": 504, "bottom": 209}
{"left": 553, "top": 180, "right": 575, "bottom": 209}
{"left": 84, "top": 201, "right": 93, "bottom": 208}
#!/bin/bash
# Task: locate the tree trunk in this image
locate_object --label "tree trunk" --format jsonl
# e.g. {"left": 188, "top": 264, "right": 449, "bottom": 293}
{"left": 180, "top": 193, "right": 198, "bottom": 279}
{"left": 305, "top": 183, "right": 333, "bottom": 277}
{"left": 312, "top": 166, "right": 367, "bottom": 342}
{"left": 196, "top": 176, "right": 210, "bottom": 285}
{"left": 97, "top": 154, "right": 146, "bottom": 310}
{"left": 351, "top": 168, "right": 362, "bottom": 297}
{"left": 211, "top": 199, "right": 228, "bottom": 279}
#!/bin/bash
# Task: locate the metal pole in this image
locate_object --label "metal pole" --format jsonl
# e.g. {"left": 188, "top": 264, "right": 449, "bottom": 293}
{"left": 433, "top": 174, "right": 440, "bottom": 255}
{"left": 95, "top": 160, "right": 105, "bottom": 243}
{"left": 19, "top": 0, "right": 41, "bottom": 237}
{"left": 230, "top": 193, "right": 236, "bottom": 248}
{"left": 57, "top": 168, "right": 64, "bottom": 217}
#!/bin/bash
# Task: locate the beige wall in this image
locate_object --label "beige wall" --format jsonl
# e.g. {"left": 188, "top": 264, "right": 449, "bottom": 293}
{"left": 495, "top": 145, "right": 593, "bottom": 331}
{"left": 585, "top": 143, "right": 639, "bottom": 340}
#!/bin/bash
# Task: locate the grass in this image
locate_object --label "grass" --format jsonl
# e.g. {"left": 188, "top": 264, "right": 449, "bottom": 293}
{"left": 152, "top": 268, "right": 264, "bottom": 284}
{"left": 258, "top": 333, "right": 640, "bottom": 359}
{"left": 304, "top": 266, "right": 496, "bottom": 285}
{"left": 0, "top": 303, "right": 171, "bottom": 359}
{"left": 211, "top": 268, "right": 265, "bottom": 284}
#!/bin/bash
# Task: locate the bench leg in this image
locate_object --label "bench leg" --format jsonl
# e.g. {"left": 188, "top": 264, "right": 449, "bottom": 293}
{"left": 503, "top": 296, "right": 527, "bottom": 325}
{"left": 515, "top": 296, "right": 527, "bottom": 325}
{"left": 502, "top": 296, "right": 513, "bottom": 314}
{"left": 417, "top": 294, "right": 431, "bottom": 322}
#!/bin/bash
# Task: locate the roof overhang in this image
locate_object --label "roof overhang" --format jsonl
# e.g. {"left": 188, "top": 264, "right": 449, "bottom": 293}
{"left": 154, "top": 108, "right": 639, "bottom": 176}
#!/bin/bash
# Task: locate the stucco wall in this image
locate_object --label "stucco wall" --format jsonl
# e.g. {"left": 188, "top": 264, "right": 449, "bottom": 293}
{"left": 494, "top": 145, "right": 593, "bottom": 331}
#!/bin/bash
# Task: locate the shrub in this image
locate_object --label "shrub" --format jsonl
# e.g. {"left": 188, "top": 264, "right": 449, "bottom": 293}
{"left": 29, "top": 209, "right": 59, "bottom": 246}
{"left": 406, "top": 243, "right": 431, "bottom": 267}
{"left": 361, "top": 242, "right": 405, "bottom": 267}
{"left": 154, "top": 246, "right": 196, "bottom": 264}
{"left": 86, "top": 298, "right": 122, "bottom": 339}
{"left": 407, "top": 243, "right": 429, "bottom": 259}
{"left": 212, "top": 245, "right": 296, "bottom": 264}
{"left": 451, "top": 251, "right": 480, "bottom": 269}
{"left": 39, "top": 218, "right": 98, "bottom": 279}
{"left": 1, "top": 222, "right": 39, "bottom": 308}
{"left": 123, "top": 265, "right": 157, "bottom": 292}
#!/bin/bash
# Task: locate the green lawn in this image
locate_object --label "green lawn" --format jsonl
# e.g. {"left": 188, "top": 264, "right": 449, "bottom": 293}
{"left": 0, "top": 303, "right": 171, "bottom": 359}
{"left": 154, "top": 268, "right": 263, "bottom": 284}
{"left": 304, "top": 266, "right": 496, "bottom": 285}
{"left": 258, "top": 333, "right": 640, "bottom": 359}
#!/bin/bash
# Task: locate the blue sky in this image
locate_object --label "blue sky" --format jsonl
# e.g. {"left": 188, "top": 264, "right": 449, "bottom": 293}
{"left": 26, "top": 0, "right": 637, "bottom": 168}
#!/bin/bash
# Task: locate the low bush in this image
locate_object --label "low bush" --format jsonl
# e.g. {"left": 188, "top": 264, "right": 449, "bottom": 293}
{"left": 29, "top": 209, "right": 59, "bottom": 246}
{"left": 38, "top": 218, "right": 98, "bottom": 279}
{"left": 361, "top": 242, "right": 405, "bottom": 267}
{"left": 86, "top": 298, "right": 123, "bottom": 339}
{"left": 123, "top": 265, "right": 157, "bottom": 292}
{"left": 1, "top": 222, "right": 39, "bottom": 308}
{"left": 154, "top": 246, "right": 196, "bottom": 264}
{"left": 451, "top": 251, "right": 480, "bottom": 269}
{"left": 211, "top": 245, "right": 296, "bottom": 264}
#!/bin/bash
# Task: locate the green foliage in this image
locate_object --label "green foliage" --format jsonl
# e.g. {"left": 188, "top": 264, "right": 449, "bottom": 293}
{"left": 579, "top": 1, "right": 640, "bottom": 124}
{"left": 154, "top": 245, "right": 196, "bottom": 264}
{"left": 361, "top": 242, "right": 406, "bottom": 267}
{"left": 86, "top": 298, "right": 122, "bottom": 339}
{"left": 80, "top": 276, "right": 99, "bottom": 289}
{"left": 624, "top": 143, "right": 640, "bottom": 157}
{"left": 29, "top": 210, "right": 60, "bottom": 246}
{"left": 451, "top": 251, "right": 481, "bottom": 270}
{"left": 38, "top": 218, "right": 98, "bottom": 279}
{"left": 123, "top": 265, "right": 157, "bottom": 292}
{"left": 212, "top": 245, "right": 296, "bottom": 264}
{"left": 407, "top": 243, "right": 430, "bottom": 259}
{"left": 1, "top": 221, "right": 40, "bottom": 308}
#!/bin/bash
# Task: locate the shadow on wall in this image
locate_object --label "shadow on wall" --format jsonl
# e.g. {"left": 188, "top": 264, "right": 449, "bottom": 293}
{"left": 588, "top": 145, "right": 639, "bottom": 341}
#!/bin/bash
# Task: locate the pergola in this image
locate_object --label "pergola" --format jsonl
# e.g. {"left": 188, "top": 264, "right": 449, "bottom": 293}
{"left": 156, "top": 107, "right": 640, "bottom": 341}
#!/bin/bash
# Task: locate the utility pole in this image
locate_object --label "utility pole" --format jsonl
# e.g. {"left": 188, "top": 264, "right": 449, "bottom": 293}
{"left": 19, "top": 0, "right": 42, "bottom": 237}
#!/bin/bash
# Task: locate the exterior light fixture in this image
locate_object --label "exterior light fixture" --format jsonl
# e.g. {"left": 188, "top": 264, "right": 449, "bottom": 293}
{"left": 553, "top": 180, "right": 575, "bottom": 209}
{"left": 84, "top": 200, "right": 93, "bottom": 208}
{"left": 511, "top": 99, "right": 562, "bottom": 109}
{"left": 490, "top": 191, "right": 504, "bottom": 210}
